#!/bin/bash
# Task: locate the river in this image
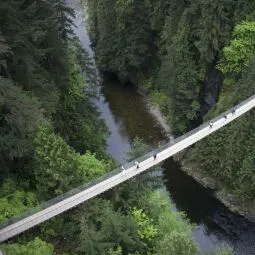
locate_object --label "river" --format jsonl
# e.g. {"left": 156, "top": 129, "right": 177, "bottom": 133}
{"left": 67, "top": 1, "right": 255, "bottom": 254}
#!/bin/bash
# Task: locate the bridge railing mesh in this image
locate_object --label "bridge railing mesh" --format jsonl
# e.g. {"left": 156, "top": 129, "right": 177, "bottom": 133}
{"left": 0, "top": 95, "right": 254, "bottom": 230}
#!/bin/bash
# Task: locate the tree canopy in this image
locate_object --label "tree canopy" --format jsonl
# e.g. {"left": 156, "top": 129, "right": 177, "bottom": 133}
{"left": 84, "top": 0, "right": 255, "bottom": 209}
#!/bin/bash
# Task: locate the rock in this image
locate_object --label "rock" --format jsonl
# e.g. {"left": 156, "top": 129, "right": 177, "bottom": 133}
{"left": 178, "top": 160, "right": 255, "bottom": 221}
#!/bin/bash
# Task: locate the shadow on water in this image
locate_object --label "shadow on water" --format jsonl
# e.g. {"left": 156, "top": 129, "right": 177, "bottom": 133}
{"left": 99, "top": 78, "right": 255, "bottom": 254}
{"left": 93, "top": 74, "right": 167, "bottom": 163}
{"left": 67, "top": 1, "right": 255, "bottom": 254}
{"left": 163, "top": 159, "right": 255, "bottom": 254}
{"left": 102, "top": 75, "right": 167, "bottom": 144}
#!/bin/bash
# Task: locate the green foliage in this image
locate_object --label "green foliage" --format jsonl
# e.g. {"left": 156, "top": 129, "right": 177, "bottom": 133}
{"left": 153, "top": 0, "right": 254, "bottom": 133}
{"left": 128, "top": 137, "right": 150, "bottom": 160}
{"left": 0, "top": 0, "right": 109, "bottom": 254}
{"left": 108, "top": 246, "right": 123, "bottom": 255}
{"left": 187, "top": 110, "right": 255, "bottom": 201}
{"left": 84, "top": 0, "right": 155, "bottom": 83}
{"left": 0, "top": 29, "right": 10, "bottom": 76}
{"left": 77, "top": 191, "right": 198, "bottom": 255}
{"left": 53, "top": 44, "right": 107, "bottom": 157}
{"left": 111, "top": 139, "right": 162, "bottom": 211}
{"left": 155, "top": 231, "right": 200, "bottom": 255}
{"left": 77, "top": 151, "right": 106, "bottom": 180}
{"left": 0, "top": 238, "right": 54, "bottom": 255}
{"left": 0, "top": 0, "right": 108, "bottom": 204}
{"left": 0, "top": 77, "right": 42, "bottom": 160}
{"left": 186, "top": 59, "right": 255, "bottom": 202}
{"left": 86, "top": 0, "right": 255, "bottom": 216}
{"left": 157, "top": 14, "right": 200, "bottom": 133}
{"left": 85, "top": 0, "right": 255, "bottom": 134}
{"left": 78, "top": 199, "right": 143, "bottom": 255}
{"left": 0, "top": 179, "right": 38, "bottom": 223}
{"left": 0, "top": 0, "right": 67, "bottom": 114}
{"left": 218, "top": 21, "right": 255, "bottom": 74}
{"left": 51, "top": 0, "right": 75, "bottom": 41}
{"left": 73, "top": 138, "right": 199, "bottom": 255}
{"left": 149, "top": 91, "right": 171, "bottom": 118}
{"left": 0, "top": 0, "right": 245, "bottom": 254}
{"left": 34, "top": 123, "right": 107, "bottom": 197}
{"left": 138, "top": 190, "right": 193, "bottom": 238}
{"left": 132, "top": 207, "right": 158, "bottom": 241}
{"left": 0, "top": 0, "right": 109, "bottom": 253}
{"left": 34, "top": 123, "right": 79, "bottom": 196}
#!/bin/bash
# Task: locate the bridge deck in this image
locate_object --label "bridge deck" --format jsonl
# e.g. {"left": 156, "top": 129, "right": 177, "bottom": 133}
{"left": 0, "top": 95, "right": 254, "bottom": 242}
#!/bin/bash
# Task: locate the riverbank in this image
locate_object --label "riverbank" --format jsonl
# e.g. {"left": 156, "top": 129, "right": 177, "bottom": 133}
{"left": 141, "top": 86, "right": 255, "bottom": 222}
{"left": 80, "top": 1, "right": 255, "bottom": 252}
{"left": 138, "top": 89, "right": 171, "bottom": 135}
{"left": 175, "top": 150, "right": 255, "bottom": 222}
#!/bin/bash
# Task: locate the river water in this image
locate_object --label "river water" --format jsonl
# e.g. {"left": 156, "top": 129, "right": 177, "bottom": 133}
{"left": 67, "top": 1, "right": 255, "bottom": 254}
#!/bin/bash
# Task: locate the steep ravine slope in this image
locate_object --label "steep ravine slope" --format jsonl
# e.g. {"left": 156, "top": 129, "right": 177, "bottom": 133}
{"left": 83, "top": 0, "right": 255, "bottom": 219}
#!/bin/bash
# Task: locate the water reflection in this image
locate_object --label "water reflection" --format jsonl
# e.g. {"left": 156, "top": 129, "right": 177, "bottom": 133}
{"left": 164, "top": 159, "right": 255, "bottom": 254}
{"left": 93, "top": 76, "right": 167, "bottom": 163}
{"left": 68, "top": 0, "right": 255, "bottom": 254}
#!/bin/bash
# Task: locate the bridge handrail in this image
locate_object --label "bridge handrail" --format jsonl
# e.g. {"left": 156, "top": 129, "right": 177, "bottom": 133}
{"left": 0, "top": 94, "right": 254, "bottom": 238}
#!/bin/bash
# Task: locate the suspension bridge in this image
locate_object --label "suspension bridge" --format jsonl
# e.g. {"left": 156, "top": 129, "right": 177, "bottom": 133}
{"left": 0, "top": 95, "right": 254, "bottom": 242}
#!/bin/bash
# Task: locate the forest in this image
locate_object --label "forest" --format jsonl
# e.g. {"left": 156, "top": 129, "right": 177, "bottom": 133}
{"left": 0, "top": 0, "right": 235, "bottom": 254}
{"left": 1, "top": 0, "right": 255, "bottom": 254}
{"left": 84, "top": 0, "right": 255, "bottom": 214}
